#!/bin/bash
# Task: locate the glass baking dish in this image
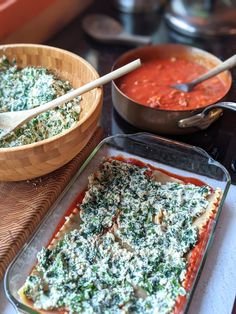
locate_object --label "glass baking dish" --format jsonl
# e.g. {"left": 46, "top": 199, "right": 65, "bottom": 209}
{"left": 4, "top": 133, "right": 231, "bottom": 314}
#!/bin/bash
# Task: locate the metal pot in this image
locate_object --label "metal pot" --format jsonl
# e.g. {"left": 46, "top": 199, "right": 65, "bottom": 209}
{"left": 112, "top": 44, "right": 232, "bottom": 135}
{"left": 113, "top": 0, "right": 161, "bottom": 13}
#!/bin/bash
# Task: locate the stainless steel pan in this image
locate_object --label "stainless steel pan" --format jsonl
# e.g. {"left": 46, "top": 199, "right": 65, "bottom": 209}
{"left": 112, "top": 44, "right": 232, "bottom": 135}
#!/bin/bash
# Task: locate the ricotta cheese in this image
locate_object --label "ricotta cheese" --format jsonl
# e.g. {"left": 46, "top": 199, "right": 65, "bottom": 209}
{"left": 0, "top": 55, "right": 80, "bottom": 147}
{"left": 22, "top": 159, "right": 213, "bottom": 314}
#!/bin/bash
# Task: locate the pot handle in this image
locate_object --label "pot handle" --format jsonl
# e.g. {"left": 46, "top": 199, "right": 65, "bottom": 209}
{"left": 202, "top": 101, "right": 236, "bottom": 115}
{"left": 178, "top": 109, "right": 222, "bottom": 129}
{"left": 178, "top": 101, "right": 236, "bottom": 129}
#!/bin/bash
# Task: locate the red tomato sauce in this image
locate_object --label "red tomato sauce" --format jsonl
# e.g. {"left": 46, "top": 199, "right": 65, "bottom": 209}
{"left": 116, "top": 58, "right": 227, "bottom": 111}
{"left": 48, "top": 190, "right": 86, "bottom": 245}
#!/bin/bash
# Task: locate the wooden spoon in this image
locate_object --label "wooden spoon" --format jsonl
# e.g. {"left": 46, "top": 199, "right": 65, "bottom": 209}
{"left": 82, "top": 14, "right": 151, "bottom": 46}
{"left": 0, "top": 59, "right": 141, "bottom": 139}
{"left": 171, "top": 54, "right": 236, "bottom": 92}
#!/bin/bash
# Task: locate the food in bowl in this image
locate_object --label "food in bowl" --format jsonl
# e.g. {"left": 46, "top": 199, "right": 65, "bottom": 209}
{"left": 116, "top": 57, "right": 228, "bottom": 111}
{"left": 0, "top": 44, "right": 102, "bottom": 181}
{"left": 0, "top": 55, "right": 81, "bottom": 148}
{"left": 19, "top": 156, "right": 221, "bottom": 313}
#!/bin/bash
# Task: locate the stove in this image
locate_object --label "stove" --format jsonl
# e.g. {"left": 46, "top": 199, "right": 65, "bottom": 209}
{"left": 110, "top": 106, "right": 236, "bottom": 184}
{"left": 107, "top": 18, "right": 236, "bottom": 184}
{"left": 75, "top": 1, "right": 236, "bottom": 185}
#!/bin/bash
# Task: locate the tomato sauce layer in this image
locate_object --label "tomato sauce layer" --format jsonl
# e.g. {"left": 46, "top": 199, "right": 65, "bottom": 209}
{"left": 117, "top": 58, "right": 227, "bottom": 111}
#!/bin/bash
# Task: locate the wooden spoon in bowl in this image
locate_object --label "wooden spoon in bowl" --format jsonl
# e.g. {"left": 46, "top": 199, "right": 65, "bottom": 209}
{"left": 0, "top": 59, "right": 141, "bottom": 140}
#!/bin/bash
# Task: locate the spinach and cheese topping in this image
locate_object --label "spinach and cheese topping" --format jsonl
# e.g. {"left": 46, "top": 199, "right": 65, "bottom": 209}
{"left": 22, "top": 159, "right": 213, "bottom": 314}
{"left": 0, "top": 55, "right": 80, "bottom": 147}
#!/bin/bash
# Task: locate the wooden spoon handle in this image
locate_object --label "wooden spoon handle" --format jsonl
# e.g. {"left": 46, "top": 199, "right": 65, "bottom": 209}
{"left": 27, "top": 59, "right": 141, "bottom": 119}
{"left": 117, "top": 33, "right": 151, "bottom": 45}
{"left": 189, "top": 54, "right": 236, "bottom": 87}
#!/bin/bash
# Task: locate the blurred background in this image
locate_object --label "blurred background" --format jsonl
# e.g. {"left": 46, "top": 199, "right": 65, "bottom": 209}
{"left": 1, "top": 0, "right": 236, "bottom": 43}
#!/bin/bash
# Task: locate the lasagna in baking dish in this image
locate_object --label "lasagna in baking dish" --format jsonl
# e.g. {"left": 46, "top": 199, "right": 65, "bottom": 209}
{"left": 19, "top": 157, "right": 221, "bottom": 314}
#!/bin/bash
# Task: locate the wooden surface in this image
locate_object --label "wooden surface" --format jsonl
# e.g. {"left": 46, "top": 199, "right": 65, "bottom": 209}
{"left": 0, "top": 44, "right": 103, "bottom": 181}
{"left": 0, "top": 127, "right": 103, "bottom": 280}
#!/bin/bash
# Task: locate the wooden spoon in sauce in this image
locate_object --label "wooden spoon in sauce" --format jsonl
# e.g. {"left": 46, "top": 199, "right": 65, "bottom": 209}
{"left": 171, "top": 54, "right": 236, "bottom": 92}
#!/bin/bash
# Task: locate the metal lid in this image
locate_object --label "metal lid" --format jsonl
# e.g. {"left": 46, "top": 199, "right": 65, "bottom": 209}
{"left": 165, "top": 0, "right": 236, "bottom": 37}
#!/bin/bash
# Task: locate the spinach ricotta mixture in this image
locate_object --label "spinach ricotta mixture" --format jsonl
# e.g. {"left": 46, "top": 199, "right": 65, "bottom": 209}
{"left": 22, "top": 159, "right": 211, "bottom": 314}
{"left": 0, "top": 55, "right": 80, "bottom": 147}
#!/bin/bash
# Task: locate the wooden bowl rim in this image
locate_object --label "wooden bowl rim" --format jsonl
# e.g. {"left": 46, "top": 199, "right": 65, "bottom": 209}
{"left": 0, "top": 43, "right": 103, "bottom": 152}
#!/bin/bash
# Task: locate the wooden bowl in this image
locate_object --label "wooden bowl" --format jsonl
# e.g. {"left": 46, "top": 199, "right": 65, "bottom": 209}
{"left": 0, "top": 44, "right": 103, "bottom": 181}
